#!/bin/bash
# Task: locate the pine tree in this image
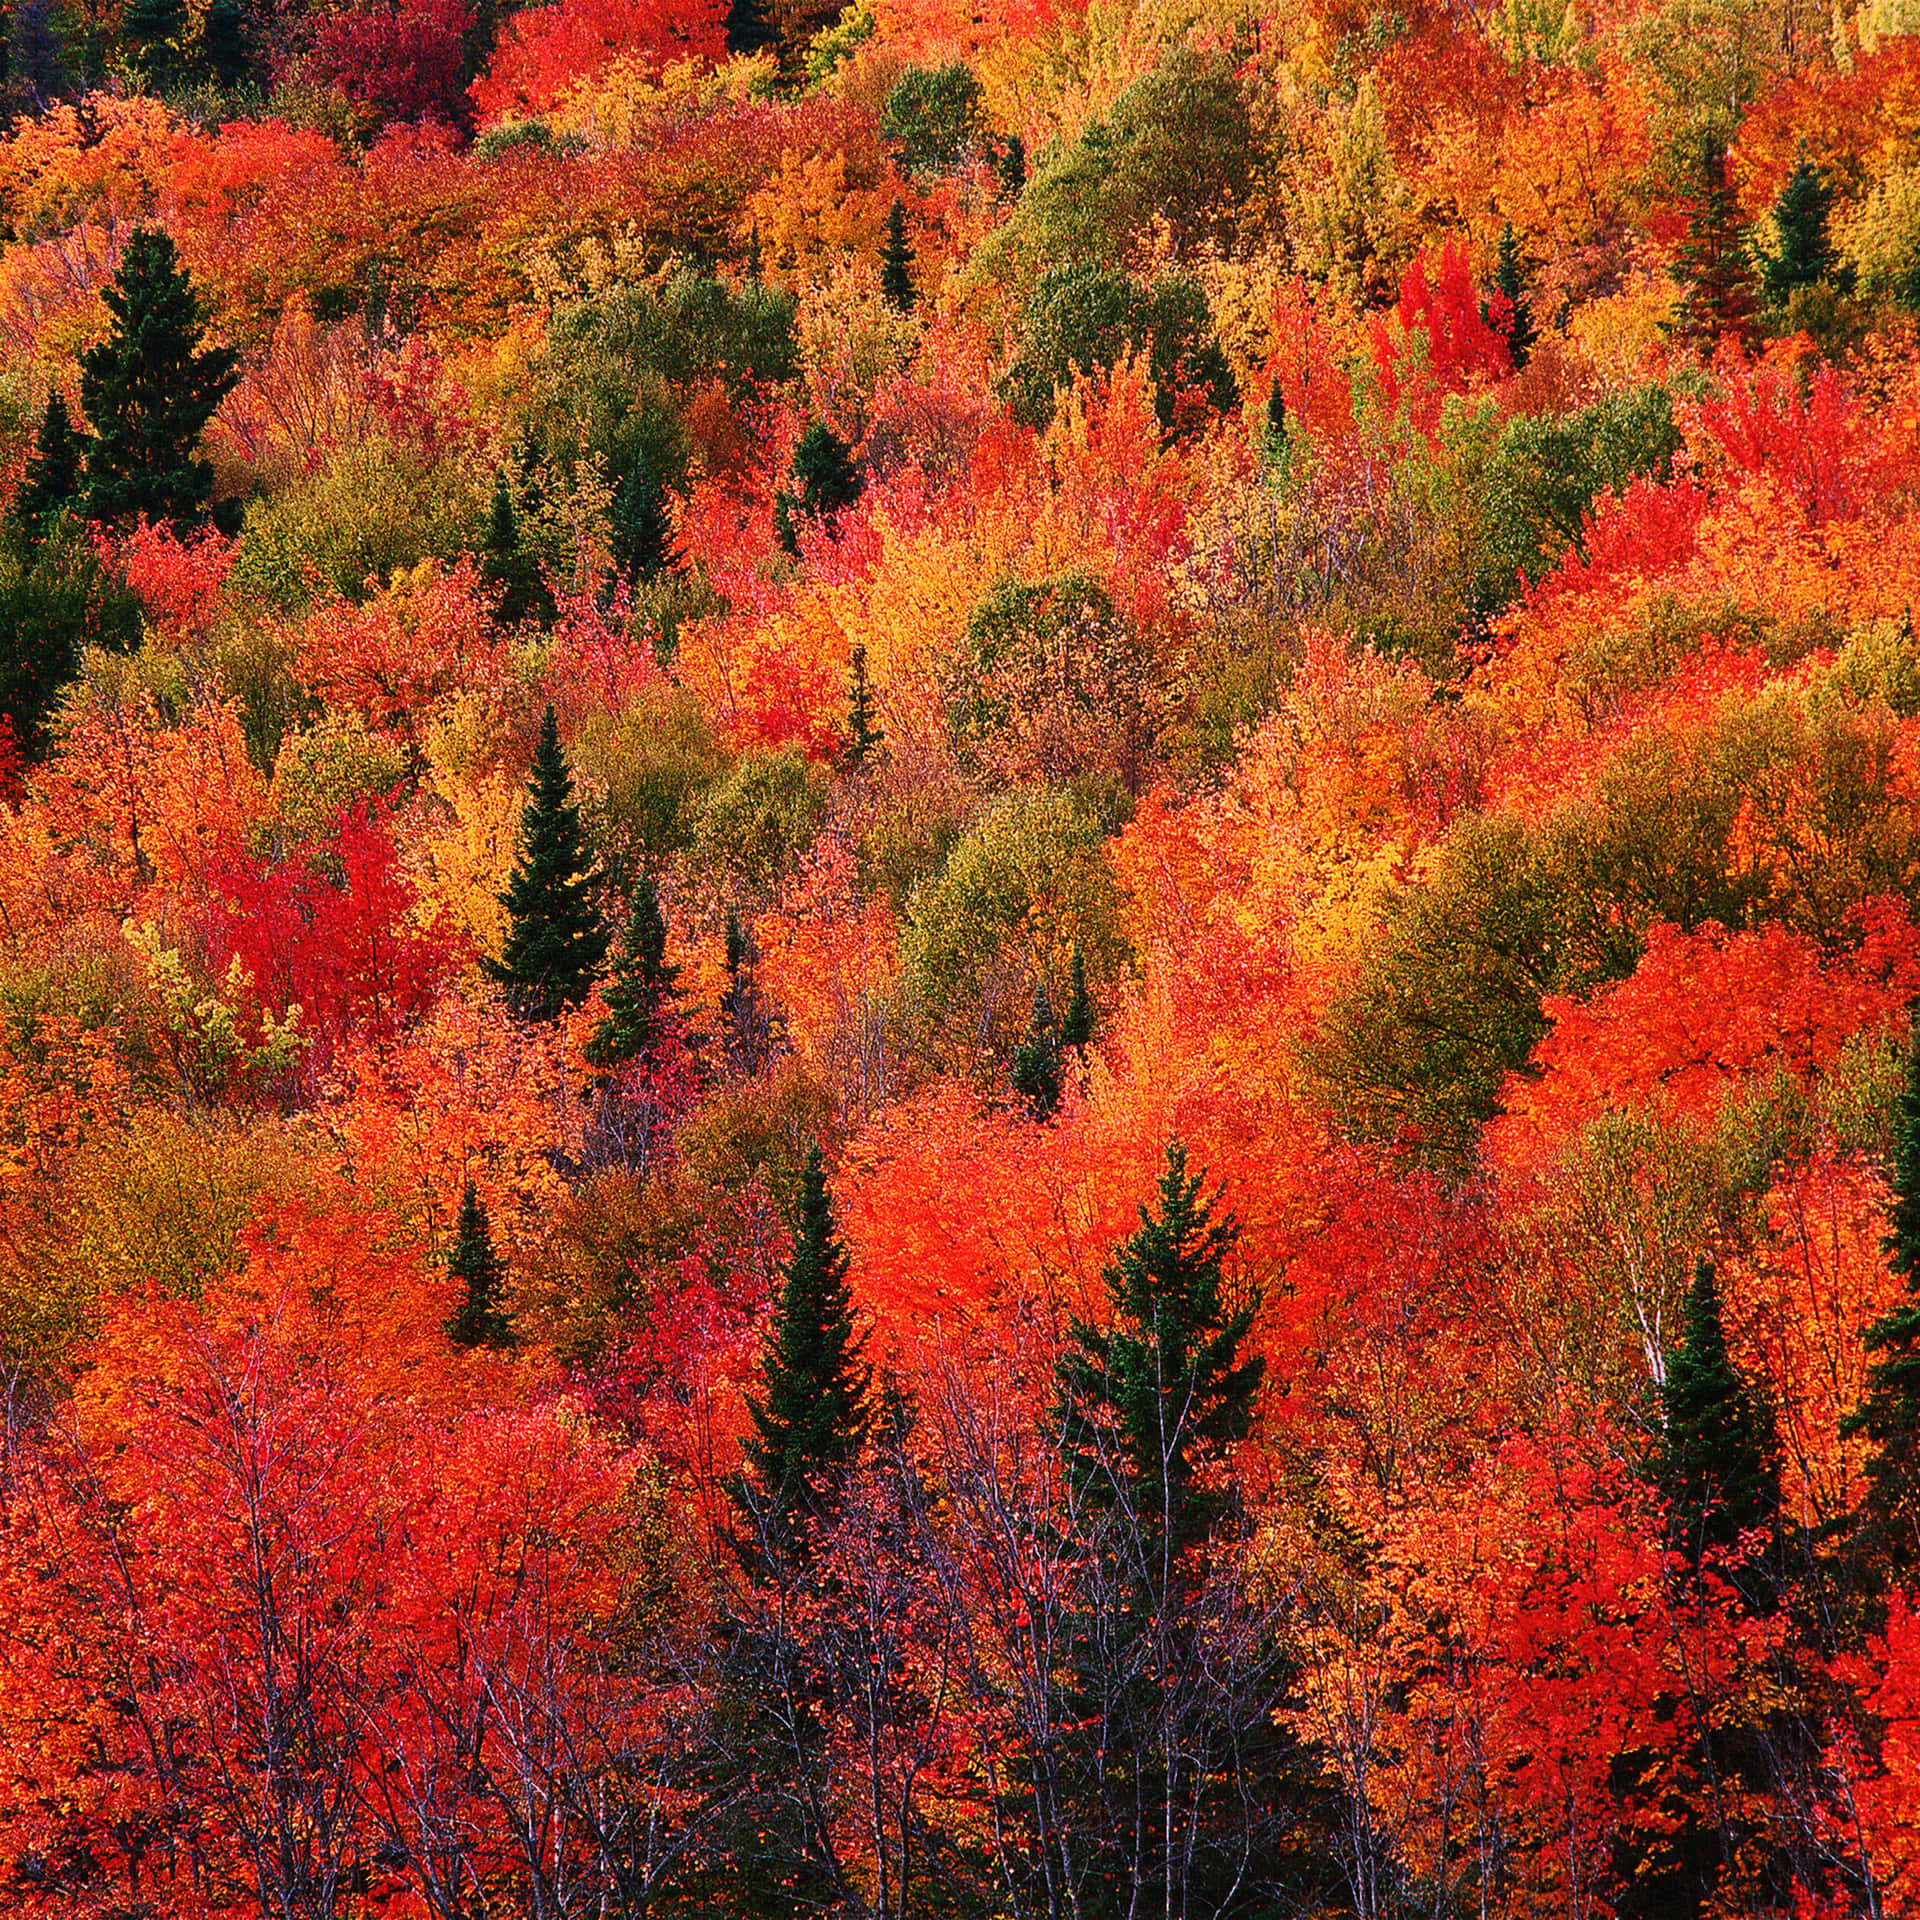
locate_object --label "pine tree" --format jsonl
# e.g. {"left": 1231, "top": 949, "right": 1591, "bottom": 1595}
{"left": 486, "top": 706, "right": 610, "bottom": 1020}
{"left": 13, "top": 392, "right": 86, "bottom": 546}
{"left": 1762, "top": 156, "right": 1836, "bottom": 304}
{"left": 731, "top": 1144, "right": 871, "bottom": 1564}
{"left": 1054, "top": 1139, "right": 1265, "bottom": 1567}
{"left": 775, "top": 420, "right": 863, "bottom": 555}
{"left": 1661, "top": 1260, "right": 1780, "bottom": 1569}
{"left": 878, "top": 197, "right": 915, "bottom": 312}
{"left": 609, "top": 450, "right": 671, "bottom": 584}
{"left": 480, "top": 470, "right": 549, "bottom": 626}
{"left": 8, "top": 0, "right": 63, "bottom": 109}
{"left": 446, "top": 1180, "right": 514, "bottom": 1349}
{"left": 1843, "top": 1030, "right": 1920, "bottom": 1574}
{"left": 1059, "top": 943, "right": 1093, "bottom": 1053}
{"left": 724, "top": 0, "right": 771, "bottom": 57}
{"left": 721, "top": 908, "right": 776, "bottom": 1077}
{"left": 584, "top": 874, "right": 679, "bottom": 1071}
{"left": 199, "top": 0, "right": 249, "bottom": 85}
{"left": 1675, "top": 130, "right": 1759, "bottom": 351}
{"left": 843, "top": 641, "right": 881, "bottom": 769}
{"left": 79, "top": 227, "right": 240, "bottom": 529}
{"left": 1493, "top": 220, "right": 1537, "bottom": 368}
{"left": 1262, "top": 380, "right": 1288, "bottom": 464}
{"left": 1010, "top": 982, "right": 1063, "bottom": 1119}
{"left": 122, "top": 0, "right": 184, "bottom": 79}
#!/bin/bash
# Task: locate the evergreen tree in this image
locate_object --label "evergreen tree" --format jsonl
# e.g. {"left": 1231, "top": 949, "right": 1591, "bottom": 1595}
{"left": 1493, "top": 219, "right": 1537, "bottom": 367}
{"left": 1059, "top": 942, "right": 1093, "bottom": 1053}
{"left": 721, "top": 907, "right": 776, "bottom": 1077}
{"left": 1675, "top": 130, "right": 1758, "bottom": 351}
{"left": 199, "top": 0, "right": 249, "bottom": 86}
{"left": 1762, "top": 156, "right": 1836, "bottom": 304}
{"left": 1263, "top": 379, "right": 1288, "bottom": 462}
{"left": 79, "top": 226, "right": 240, "bottom": 529}
{"left": 1843, "top": 1030, "right": 1920, "bottom": 1574}
{"left": 842, "top": 641, "right": 881, "bottom": 769}
{"left": 1661, "top": 1260, "right": 1780, "bottom": 1569}
{"left": 446, "top": 1180, "right": 513, "bottom": 1350}
{"left": 486, "top": 706, "right": 610, "bottom": 1020}
{"left": 1009, "top": 981, "right": 1063, "bottom": 1119}
{"left": 878, "top": 197, "right": 915, "bottom": 312}
{"left": 731, "top": 1145, "right": 871, "bottom": 1565}
{"left": 13, "top": 391, "right": 86, "bottom": 547}
{"left": 8, "top": 0, "right": 63, "bottom": 110}
{"left": 122, "top": 0, "right": 184, "bottom": 79}
{"left": 609, "top": 449, "right": 671, "bottom": 584}
{"left": 775, "top": 420, "right": 863, "bottom": 556}
{"left": 479, "top": 470, "right": 549, "bottom": 626}
{"left": 583, "top": 874, "right": 679, "bottom": 1071}
{"left": 723, "top": 0, "right": 770, "bottom": 54}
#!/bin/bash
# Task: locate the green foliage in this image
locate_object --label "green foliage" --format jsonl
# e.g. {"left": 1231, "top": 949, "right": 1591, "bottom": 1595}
{"left": 690, "top": 747, "right": 826, "bottom": 902}
{"left": 804, "top": 0, "right": 872, "bottom": 83}
{"left": 0, "top": 523, "right": 142, "bottom": 759}
{"left": 775, "top": 420, "right": 862, "bottom": 554}
{"left": 1661, "top": 1259, "right": 1780, "bottom": 1567}
{"left": 1674, "top": 129, "right": 1758, "bottom": 350}
{"left": 270, "top": 714, "right": 410, "bottom": 841}
{"left": 1762, "top": 158, "right": 1837, "bottom": 304}
{"left": 487, "top": 706, "right": 611, "bottom": 1020}
{"left": 879, "top": 62, "right": 982, "bottom": 174}
{"left": 842, "top": 642, "right": 881, "bottom": 769}
{"left": 1476, "top": 383, "right": 1681, "bottom": 602}
{"left": 571, "top": 683, "right": 728, "bottom": 881}
{"left": 1001, "top": 263, "right": 1238, "bottom": 432}
{"left": 731, "top": 1143, "right": 871, "bottom": 1562}
{"left": 608, "top": 447, "right": 672, "bottom": 585}
{"left": 13, "top": 391, "right": 86, "bottom": 547}
{"left": 78, "top": 227, "right": 239, "bottom": 530}
{"left": 479, "top": 470, "right": 552, "bottom": 627}
{"left": 1009, "top": 980, "right": 1063, "bottom": 1119}
{"left": 1492, "top": 221, "right": 1536, "bottom": 367}
{"left": 446, "top": 1179, "right": 514, "bottom": 1350}
{"left": 902, "top": 786, "right": 1130, "bottom": 1066}
{"left": 584, "top": 875, "right": 680, "bottom": 1071}
{"left": 878, "top": 197, "right": 915, "bottom": 313}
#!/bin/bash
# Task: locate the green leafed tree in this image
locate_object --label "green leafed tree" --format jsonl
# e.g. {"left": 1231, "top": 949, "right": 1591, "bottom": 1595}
{"left": 487, "top": 706, "right": 611, "bottom": 1020}
{"left": 774, "top": 420, "right": 863, "bottom": 556}
{"left": 446, "top": 1180, "right": 514, "bottom": 1350}
{"left": 79, "top": 227, "right": 240, "bottom": 529}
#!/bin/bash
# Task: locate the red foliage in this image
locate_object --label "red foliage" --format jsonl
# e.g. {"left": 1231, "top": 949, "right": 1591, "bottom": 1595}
{"left": 311, "top": 0, "right": 477, "bottom": 129}
{"left": 1369, "top": 242, "right": 1511, "bottom": 439}
{"left": 114, "top": 520, "right": 234, "bottom": 647}
{"left": 472, "top": 0, "right": 727, "bottom": 122}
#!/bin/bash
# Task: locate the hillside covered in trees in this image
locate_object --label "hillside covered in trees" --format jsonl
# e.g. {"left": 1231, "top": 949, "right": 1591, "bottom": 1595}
{"left": 1, "top": 0, "right": 1920, "bottom": 1912}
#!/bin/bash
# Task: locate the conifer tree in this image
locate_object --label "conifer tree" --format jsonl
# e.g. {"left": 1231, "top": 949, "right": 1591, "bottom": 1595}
{"left": 609, "top": 449, "right": 671, "bottom": 584}
{"left": 1661, "top": 1260, "right": 1780, "bottom": 1568}
{"left": 1762, "top": 156, "right": 1836, "bottom": 304}
{"left": 1493, "top": 220, "right": 1536, "bottom": 367}
{"left": 1059, "top": 943, "right": 1093, "bottom": 1053}
{"left": 200, "top": 0, "right": 249, "bottom": 85}
{"left": 79, "top": 227, "right": 239, "bottom": 529}
{"left": 731, "top": 1145, "right": 871, "bottom": 1564}
{"left": 843, "top": 642, "right": 881, "bottom": 769}
{"left": 1010, "top": 982, "right": 1063, "bottom": 1119}
{"left": 487, "top": 706, "right": 610, "bottom": 1020}
{"left": 721, "top": 908, "right": 776, "bottom": 1077}
{"left": 878, "top": 197, "right": 915, "bottom": 312}
{"left": 1844, "top": 1030, "right": 1920, "bottom": 1574}
{"left": 13, "top": 392, "right": 86, "bottom": 546}
{"left": 1262, "top": 380, "right": 1288, "bottom": 464}
{"left": 775, "top": 420, "right": 863, "bottom": 556}
{"left": 122, "top": 0, "right": 184, "bottom": 79}
{"left": 1675, "top": 130, "right": 1758, "bottom": 350}
{"left": 584, "top": 874, "right": 679, "bottom": 1071}
{"left": 446, "top": 1180, "right": 513, "bottom": 1350}
{"left": 480, "top": 470, "right": 549, "bottom": 626}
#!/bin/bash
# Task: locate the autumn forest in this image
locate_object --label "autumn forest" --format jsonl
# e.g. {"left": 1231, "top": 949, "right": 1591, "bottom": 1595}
{"left": 0, "top": 0, "right": 1917, "bottom": 1911}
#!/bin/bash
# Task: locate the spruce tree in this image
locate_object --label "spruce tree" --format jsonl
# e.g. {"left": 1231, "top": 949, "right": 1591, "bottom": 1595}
{"left": 721, "top": 908, "right": 776, "bottom": 1077}
{"left": 199, "top": 0, "right": 249, "bottom": 86}
{"left": 480, "top": 470, "right": 549, "bottom": 626}
{"left": 775, "top": 420, "right": 863, "bottom": 556}
{"left": 1059, "top": 943, "right": 1093, "bottom": 1053}
{"left": 1762, "top": 156, "right": 1836, "bottom": 304}
{"left": 122, "top": 0, "right": 184, "bottom": 79}
{"left": 609, "top": 449, "right": 671, "bottom": 584}
{"left": 1010, "top": 982, "right": 1063, "bottom": 1119}
{"left": 843, "top": 641, "right": 881, "bottom": 769}
{"left": 446, "top": 1180, "right": 513, "bottom": 1350}
{"left": 1675, "top": 130, "right": 1758, "bottom": 351}
{"left": 486, "top": 706, "right": 610, "bottom": 1020}
{"left": 79, "top": 227, "right": 240, "bottom": 529}
{"left": 878, "top": 197, "right": 915, "bottom": 312}
{"left": 731, "top": 1144, "right": 871, "bottom": 1564}
{"left": 1661, "top": 1260, "right": 1780, "bottom": 1570}
{"left": 1493, "top": 219, "right": 1537, "bottom": 367}
{"left": 14, "top": 392, "right": 86, "bottom": 546}
{"left": 8, "top": 0, "right": 63, "bottom": 110}
{"left": 1843, "top": 1030, "right": 1920, "bottom": 1574}
{"left": 584, "top": 874, "right": 679, "bottom": 1071}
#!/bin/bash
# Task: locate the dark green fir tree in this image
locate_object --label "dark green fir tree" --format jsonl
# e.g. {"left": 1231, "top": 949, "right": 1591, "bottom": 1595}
{"left": 480, "top": 470, "right": 550, "bottom": 626}
{"left": 609, "top": 449, "right": 671, "bottom": 584}
{"left": 843, "top": 641, "right": 881, "bottom": 769}
{"left": 199, "top": 0, "right": 250, "bottom": 86}
{"left": 1675, "top": 130, "right": 1758, "bottom": 351}
{"left": 1010, "top": 981, "right": 1063, "bottom": 1120}
{"left": 79, "top": 227, "right": 240, "bottom": 529}
{"left": 446, "top": 1179, "right": 514, "bottom": 1350}
{"left": 123, "top": 0, "right": 184, "bottom": 78}
{"left": 1059, "top": 943, "right": 1093, "bottom": 1053}
{"left": 1262, "top": 379, "right": 1288, "bottom": 463}
{"left": 1661, "top": 1260, "right": 1780, "bottom": 1572}
{"left": 584, "top": 874, "right": 679, "bottom": 1071}
{"left": 731, "top": 1144, "right": 872, "bottom": 1565}
{"left": 13, "top": 391, "right": 86, "bottom": 546}
{"left": 486, "top": 705, "right": 610, "bottom": 1020}
{"left": 878, "top": 197, "right": 915, "bottom": 312}
{"left": 1843, "top": 1030, "right": 1920, "bottom": 1575}
{"left": 1493, "top": 220, "right": 1537, "bottom": 367}
{"left": 775, "top": 420, "right": 863, "bottom": 556}
{"left": 1762, "top": 156, "right": 1836, "bottom": 305}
